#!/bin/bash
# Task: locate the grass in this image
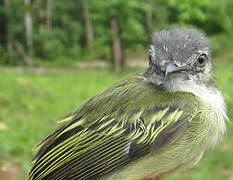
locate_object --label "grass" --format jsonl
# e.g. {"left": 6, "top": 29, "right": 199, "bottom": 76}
{"left": 0, "top": 62, "right": 232, "bottom": 180}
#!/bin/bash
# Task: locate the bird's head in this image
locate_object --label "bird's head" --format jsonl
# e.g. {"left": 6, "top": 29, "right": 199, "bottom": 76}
{"left": 145, "top": 27, "right": 216, "bottom": 92}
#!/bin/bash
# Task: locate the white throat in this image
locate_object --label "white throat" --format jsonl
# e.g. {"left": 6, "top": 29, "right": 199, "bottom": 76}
{"left": 164, "top": 80, "right": 228, "bottom": 144}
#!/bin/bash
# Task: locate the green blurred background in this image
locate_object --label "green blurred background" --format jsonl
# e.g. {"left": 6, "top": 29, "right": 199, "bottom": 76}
{"left": 0, "top": 0, "right": 232, "bottom": 179}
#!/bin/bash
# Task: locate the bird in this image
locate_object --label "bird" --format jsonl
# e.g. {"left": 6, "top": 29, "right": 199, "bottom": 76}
{"left": 29, "top": 27, "right": 228, "bottom": 180}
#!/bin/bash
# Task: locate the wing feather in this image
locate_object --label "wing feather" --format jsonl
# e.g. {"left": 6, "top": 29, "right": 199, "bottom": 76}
{"left": 29, "top": 75, "right": 198, "bottom": 180}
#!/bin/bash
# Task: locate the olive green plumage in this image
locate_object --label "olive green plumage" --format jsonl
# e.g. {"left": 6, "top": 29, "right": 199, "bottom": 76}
{"left": 29, "top": 27, "right": 227, "bottom": 180}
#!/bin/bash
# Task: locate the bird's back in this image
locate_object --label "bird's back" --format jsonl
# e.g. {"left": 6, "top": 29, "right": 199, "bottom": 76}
{"left": 29, "top": 74, "right": 201, "bottom": 180}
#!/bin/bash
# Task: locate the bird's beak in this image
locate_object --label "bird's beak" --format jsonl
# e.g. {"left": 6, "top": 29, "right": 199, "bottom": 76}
{"left": 165, "top": 62, "right": 189, "bottom": 79}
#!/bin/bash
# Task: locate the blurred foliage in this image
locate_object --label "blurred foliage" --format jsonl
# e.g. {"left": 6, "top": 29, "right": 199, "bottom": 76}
{"left": 165, "top": 0, "right": 232, "bottom": 32}
{"left": 0, "top": 0, "right": 233, "bottom": 65}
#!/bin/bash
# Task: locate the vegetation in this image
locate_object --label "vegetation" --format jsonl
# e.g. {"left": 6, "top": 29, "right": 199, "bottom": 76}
{"left": 1, "top": 0, "right": 233, "bottom": 71}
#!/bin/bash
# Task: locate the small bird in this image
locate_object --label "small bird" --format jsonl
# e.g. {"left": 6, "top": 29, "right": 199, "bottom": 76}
{"left": 29, "top": 27, "right": 228, "bottom": 180}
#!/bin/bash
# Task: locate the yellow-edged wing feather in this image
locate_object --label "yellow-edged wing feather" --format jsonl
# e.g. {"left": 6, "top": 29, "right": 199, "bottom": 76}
{"left": 29, "top": 75, "right": 198, "bottom": 180}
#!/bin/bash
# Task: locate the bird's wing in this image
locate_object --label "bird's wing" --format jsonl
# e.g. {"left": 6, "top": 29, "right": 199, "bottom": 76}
{"left": 29, "top": 75, "right": 199, "bottom": 180}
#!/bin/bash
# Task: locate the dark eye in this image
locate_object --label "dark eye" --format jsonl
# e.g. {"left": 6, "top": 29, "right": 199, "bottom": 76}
{"left": 149, "top": 55, "right": 152, "bottom": 65}
{"left": 197, "top": 54, "right": 207, "bottom": 67}
{"left": 149, "top": 55, "right": 152, "bottom": 60}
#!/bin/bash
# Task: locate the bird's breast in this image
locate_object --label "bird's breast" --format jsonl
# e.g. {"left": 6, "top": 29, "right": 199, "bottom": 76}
{"left": 197, "top": 89, "right": 227, "bottom": 147}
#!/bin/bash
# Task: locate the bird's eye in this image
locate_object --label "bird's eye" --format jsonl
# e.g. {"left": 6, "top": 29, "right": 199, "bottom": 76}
{"left": 197, "top": 54, "right": 207, "bottom": 67}
{"left": 149, "top": 55, "right": 152, "bottom": 61}
{"left": 149, "top": 55, "right": 153, "bottom": 65}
